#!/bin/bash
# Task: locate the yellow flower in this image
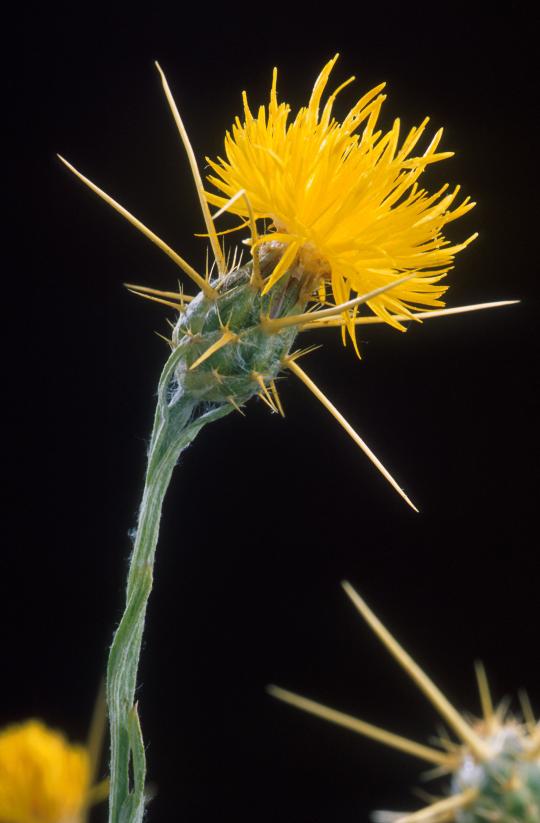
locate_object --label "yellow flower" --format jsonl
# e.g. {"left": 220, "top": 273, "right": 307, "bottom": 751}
{"left": 0, "top": 720, "right": 107, "bottom": 823}
{"left": 205, "top": 55, "right": 477, "bottom": 335}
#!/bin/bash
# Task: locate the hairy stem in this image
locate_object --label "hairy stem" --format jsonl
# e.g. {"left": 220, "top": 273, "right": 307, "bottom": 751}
{"left": 106, "top": 344, "right": 232, "bottom": 823}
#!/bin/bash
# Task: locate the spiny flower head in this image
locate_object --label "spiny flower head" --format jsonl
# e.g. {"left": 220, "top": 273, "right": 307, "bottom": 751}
{"left": 58, "top": 60, "right": 515, "bottom": 512}
{"left": 0, "top": 720, "right": 90, "bottom": 823}
{"left": 269, "top": 584, "right": 540, "bottom": 823}
{"left": 205, "top": 55, "right": 477, "bottom": 335}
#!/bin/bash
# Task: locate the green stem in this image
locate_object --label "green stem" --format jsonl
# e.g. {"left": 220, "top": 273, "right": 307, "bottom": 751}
{"left": 106, "top": 345, "right": 232, "bottom": 823}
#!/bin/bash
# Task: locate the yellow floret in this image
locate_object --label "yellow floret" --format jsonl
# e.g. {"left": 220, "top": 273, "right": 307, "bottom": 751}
{"left": 205, "top": 55, "right": 476, "bottom": 333}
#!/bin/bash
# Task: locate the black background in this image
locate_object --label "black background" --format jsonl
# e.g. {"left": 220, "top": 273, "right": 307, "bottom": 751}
{"left": 7, "top": 5, "right": 538, "bottom": 822}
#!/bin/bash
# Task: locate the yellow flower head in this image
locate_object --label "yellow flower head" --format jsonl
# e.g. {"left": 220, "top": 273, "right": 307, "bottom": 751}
{"left": 205, "top": 55, "right": 477, "bottom": 332}
{"left": 0, "top": 721, "right": 94, "bottom": 823}
{"left": 58, "top": 59, "right": 515, "bottom": 512}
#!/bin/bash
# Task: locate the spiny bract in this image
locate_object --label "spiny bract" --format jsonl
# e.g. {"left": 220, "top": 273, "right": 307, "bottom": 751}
{"left": 269, "top": 584, "right": 540, "bottom": 823}
{"left": 452, "top": 720, "right": 540, "bottom": 823}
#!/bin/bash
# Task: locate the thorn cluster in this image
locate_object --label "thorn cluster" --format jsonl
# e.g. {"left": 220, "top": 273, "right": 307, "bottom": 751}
{"left": 269, "top": 584, "right": 540, "bottom": 823}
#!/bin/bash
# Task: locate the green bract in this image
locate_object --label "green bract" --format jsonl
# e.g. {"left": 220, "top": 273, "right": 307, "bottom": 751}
{"left": 172, "top": 255, "right": 302, "bottom": 408}
{"left": 454, "top": 729, "right": 540, "bottom": 823}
